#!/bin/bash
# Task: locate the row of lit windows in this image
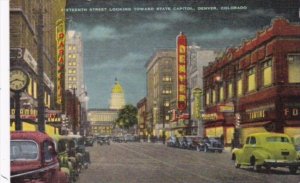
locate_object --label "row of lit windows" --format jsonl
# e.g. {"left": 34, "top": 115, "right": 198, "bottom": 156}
{"left": 162, "top": 89, "right": 172, "bottom": 94}
{"left": 68, "top": 54, "right": 77, "bottom": 59}
{"left": 68, "top": 62, "right": 77, "bottom": 66}
{"left": 68, "top": 84, "right": 77, "bottom": 89}
{"left": 68, "top": 46, "right": 76, "bottom": 50}
{"left": 205, "top": 55, "right": 300, "bottom": 105}
{"left": 206, "top": 59, "right": 272, "bottom": 105}
{"left": 68, "top": 76, "right": 77, "bottom": 81}
{"left": 26, "top": 78, "right": 50, "bottom": 108}
{"left": 162, "top": 76, "right": 172, "bottom": 82}
{"left": 68, "top": 69, "right": 77, "bottom": 74}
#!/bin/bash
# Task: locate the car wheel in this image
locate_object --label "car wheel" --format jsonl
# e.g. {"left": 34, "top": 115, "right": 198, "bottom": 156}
{"left": 289, "top": 166, "right": 298, "bottom": 174}
{"left": 234, "top": 159, "right": 241, "bottom": 168}
{"left": 251, "top": 156, "right": 261, "bottom": 172}
{"left": 204, "top": 146, "right": 208, "bottom": 152}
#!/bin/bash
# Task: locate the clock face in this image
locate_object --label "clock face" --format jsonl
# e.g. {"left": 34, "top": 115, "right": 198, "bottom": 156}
{"left": 10, "top": 69, "right": 29, "bottom": 91}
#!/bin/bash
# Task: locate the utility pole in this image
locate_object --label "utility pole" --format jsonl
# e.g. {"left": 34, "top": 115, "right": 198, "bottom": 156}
{"left": 73, "top": 87, "right": 77, "bottom": 134}
{"left": 37, "top": 0, "right": 45, "bottom": 133}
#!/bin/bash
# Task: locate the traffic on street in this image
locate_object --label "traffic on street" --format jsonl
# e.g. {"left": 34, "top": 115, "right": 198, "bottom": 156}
{"left": 76, "top": 140, "right": 300, "bottom": 183}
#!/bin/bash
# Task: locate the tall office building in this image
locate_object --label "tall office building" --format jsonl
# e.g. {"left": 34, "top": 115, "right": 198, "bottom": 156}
{"left": 65, "top": 30, "right": 84, "bottom": 96}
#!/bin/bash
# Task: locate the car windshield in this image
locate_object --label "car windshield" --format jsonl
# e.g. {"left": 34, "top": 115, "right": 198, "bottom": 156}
{"left": 266, "top": 136, "right": 290, "bottom": 143}
{"left": 11, "top": 140, "right": 38, "bottom": 160}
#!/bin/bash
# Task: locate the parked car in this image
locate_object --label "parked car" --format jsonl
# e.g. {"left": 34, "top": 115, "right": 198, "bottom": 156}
{"left": 85, "top": 136, "right": 95, "bottom": 146}
{"left": 232, "top": 132, "right": 300, "bottom": 174}
{"left": 196, "top": 137, "right": 224, "bottom": 153}
{"left": 97, "top": 136, "right": 110, "bottom": 145}
{"left": 67, "top": 134, "right": 91, "bottom": 169}
{"left": 51, "top": 135, "right": 77, "bottom": 183}
{"left": 11, "top": 131, "right": 69, "bottom": 183}
{"left": 166, "top": 136, "right": 179, "bottom": 147}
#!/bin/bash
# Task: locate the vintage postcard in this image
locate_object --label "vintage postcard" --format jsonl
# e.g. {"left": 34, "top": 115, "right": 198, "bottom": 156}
{"left": 3, "top": 0, "right": 300, "bottom": 182}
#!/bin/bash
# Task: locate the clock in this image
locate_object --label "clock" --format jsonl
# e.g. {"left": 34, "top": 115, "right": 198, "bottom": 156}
{"left": 10, "top": 68, "right": 29, "bottom": 92}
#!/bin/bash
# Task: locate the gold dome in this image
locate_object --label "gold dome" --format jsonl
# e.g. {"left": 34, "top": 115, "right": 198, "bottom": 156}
{"left": 112, "top": 78, "right": 124, "bottom": 94}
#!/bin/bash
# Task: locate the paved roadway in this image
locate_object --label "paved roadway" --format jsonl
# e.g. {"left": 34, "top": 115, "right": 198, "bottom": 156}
{"left": 78, "top": 142, "right": 300, "bottom": 183}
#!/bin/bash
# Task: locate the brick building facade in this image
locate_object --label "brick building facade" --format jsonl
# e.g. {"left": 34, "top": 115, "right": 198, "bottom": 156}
{"left": 203, "top": 18, "right": 300, "bottom": 145}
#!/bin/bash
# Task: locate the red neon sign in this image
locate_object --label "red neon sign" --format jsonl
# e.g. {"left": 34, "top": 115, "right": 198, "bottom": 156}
{"left": 176, "top": 32, "right": 187, "bottom": 112}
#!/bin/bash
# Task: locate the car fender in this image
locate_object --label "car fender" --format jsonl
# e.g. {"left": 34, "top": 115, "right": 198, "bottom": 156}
{"left": 251, "top": 150, "right": 270, "bottom": 165}
{"left": 232, "top": 148, "right": 243, "bottom": 162}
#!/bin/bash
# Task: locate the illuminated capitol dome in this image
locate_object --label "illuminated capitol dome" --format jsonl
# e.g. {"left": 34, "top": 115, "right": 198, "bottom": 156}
{"left": 109, "top": 78, "right": 125, "bottom": 110}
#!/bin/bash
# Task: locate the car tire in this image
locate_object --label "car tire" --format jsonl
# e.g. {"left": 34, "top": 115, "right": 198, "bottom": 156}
{"left": 251, "top": 156, "right": 261, "bottom": 172}
{"left": 204, "top": 146, "right": 208, "bottom": 153}
{"left": 289, "top": 166, "right": 298, "bottom": 174}
{"left": 235, "top": 159, "right": 241, "bottom": 168}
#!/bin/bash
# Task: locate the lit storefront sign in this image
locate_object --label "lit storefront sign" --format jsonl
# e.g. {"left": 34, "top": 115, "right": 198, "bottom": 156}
{"left": 284, "top": 103, "right": 300, "bottom": 120}
{"left": 176, "top": 32, "right": 187, "bottom": 112}
{"left": 10, "top": 108, "right": 38, "bottom": 121}
{"left": 193, "top": 88, "right": 202, "bottom": 119}
{"left": 218, "top": 103, "right": 234, "bottom": 113}
{"left": 46, "top": 110, "right": 62, "bottom": 123}
{"left": 56, "top": 19, "right": 65, "bottom": 105}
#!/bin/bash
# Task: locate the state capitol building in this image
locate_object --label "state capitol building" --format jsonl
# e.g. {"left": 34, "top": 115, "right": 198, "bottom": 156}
{"left": 88, "top": 78, "right": 125, "bottom": 135}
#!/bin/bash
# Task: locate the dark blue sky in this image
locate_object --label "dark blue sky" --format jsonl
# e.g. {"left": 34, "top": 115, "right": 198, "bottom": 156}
{"left": 66, "top": 0, "right": 299, "bottom": 108}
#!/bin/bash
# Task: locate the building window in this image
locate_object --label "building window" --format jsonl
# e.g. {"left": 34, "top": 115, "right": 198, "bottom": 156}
{"left": 68, "top": 77, "right": 72, "bottom": 81}
{"left": 212, "top": 89, "right": 216, "bottom": 104}
{"left": 247, "top": 67, "right": 256, "bottom": 92}
{"left": 164, "top": 100, "right": 170, "bottom": 107}
{"left": 228, "top": 81, "right": 233, "bottom": 98}
{"left": 72, "top": 54, "right": 76, "bottom": 59}
{"left": 262, "top": 59, "right": 272, "bottom": 87}
{"left": 162, "top": 76, "right": 171, "bottom": 82}
{"left": 68, "top": 54, "right": 72, "bottom": 58}
{"left": 206, "top": 90, "right": 210, "bottom": 105}
{"left": 237, "top": 73, "right": 243, "bottom": 96}
{"left": 27, "top": 78, "right": 32, "bottom": 96}
{"left": 219, "top": 85, "right": 224, "bottom": 101}
{"left": 68, "top": 69, "right": 72, "bottom": 74}
{"left": 33, "top": 80, "right": 37, "bottom": 99}
{"left": 68, "top": 62, "right": 72, "bottom": 66}
{"left": 288, "top": 54, "right": 300, "bottom": 83}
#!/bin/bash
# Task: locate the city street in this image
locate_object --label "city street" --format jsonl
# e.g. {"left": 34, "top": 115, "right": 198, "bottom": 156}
{"left": 78, "top": 142, "right": 300, "bottom": 183}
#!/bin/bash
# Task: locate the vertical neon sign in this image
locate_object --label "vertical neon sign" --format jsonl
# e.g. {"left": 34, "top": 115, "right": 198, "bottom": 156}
{"left": 176, "top": 32, "right": 187, "bottom": 112}
{"left": 56, "top": 19, "right": 65, "bottom": 105}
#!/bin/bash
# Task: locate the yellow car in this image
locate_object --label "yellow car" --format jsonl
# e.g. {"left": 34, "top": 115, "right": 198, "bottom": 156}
{"left": 232, "top": 132, "right": 300, "bottom": 174}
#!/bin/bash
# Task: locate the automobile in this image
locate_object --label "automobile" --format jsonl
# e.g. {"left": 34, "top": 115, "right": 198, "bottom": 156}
{"left": 232, "top": 132, "right": 300, "bottom": 174}
{"left": 97, "top": 136, "right": 111, "bottom": 145}
{"left": 291, "top": 134, "right": 300, "bottom": 160}
{"left": 178, "top": 136, "right": 188, "bottom": 149}
{"left": 67, "top": 134, "right": 91, "bottom": 169}
{"left": 166, "top": 136, "right": 179, "bottom": 147}
{"left": 11, "top": 131, "right": 69, "bottom": 183}
{"left": 196, "top": 137, "right": 224, "bottom": 153}
{"left": 51, "top": 134, "right": 77, "bottom": 183}
{"left": 85, "top": 136, "right": 95, "bottom": 146}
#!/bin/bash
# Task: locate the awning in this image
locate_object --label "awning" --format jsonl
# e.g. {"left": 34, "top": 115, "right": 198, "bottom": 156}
{"left": 241, "top": 121, "right": 271, "bottom": 128}
{"left": 285, "top": 120, "right": 300, "bottom": 126}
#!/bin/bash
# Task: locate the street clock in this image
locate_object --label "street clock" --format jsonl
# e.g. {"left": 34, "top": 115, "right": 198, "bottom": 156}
{"left": 10, "top": 68, "right": 29, "bottom": 92}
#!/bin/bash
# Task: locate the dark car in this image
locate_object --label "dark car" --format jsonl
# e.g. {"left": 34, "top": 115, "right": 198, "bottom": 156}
{"left": 196, "top": 137, "right": 224, "bottom": 153}
{"left": 11, "top": 131, "right": 69, "bottom": 183}
{"left": 68, "top": 135, "right": 91, "bottom": 169}
{"left": 167, "top": 136, "right": 179, "bottom": 147}
{"left": 85, "top": 136, "right": 95, "bottom": 146}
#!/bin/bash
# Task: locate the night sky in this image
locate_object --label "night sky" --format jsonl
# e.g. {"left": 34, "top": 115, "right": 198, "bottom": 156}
{"left": 66, "top": 0, "right": 299, "bottom": 109}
